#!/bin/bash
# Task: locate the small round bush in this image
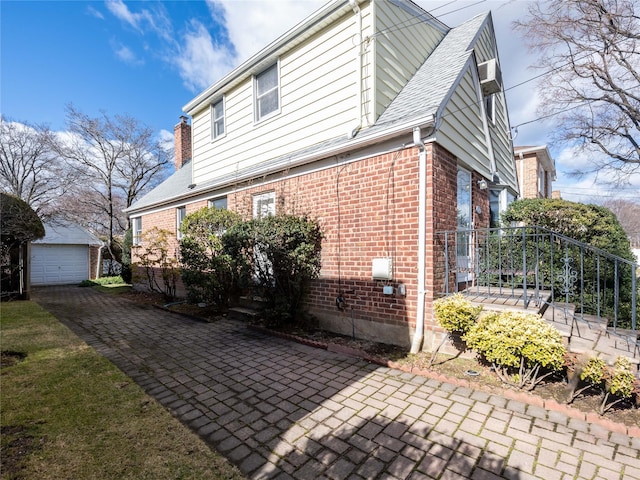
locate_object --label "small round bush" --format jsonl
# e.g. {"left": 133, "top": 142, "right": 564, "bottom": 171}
{"left": 433, "top": 293, "right": 482, "bottom": 334}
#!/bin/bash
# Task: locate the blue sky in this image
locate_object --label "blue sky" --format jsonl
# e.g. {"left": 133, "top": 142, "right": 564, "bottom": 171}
{"left": 1, "top": 0, "right": 638, "bottom": 201}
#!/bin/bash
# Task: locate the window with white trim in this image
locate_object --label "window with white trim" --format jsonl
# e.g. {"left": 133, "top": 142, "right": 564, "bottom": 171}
{"left": 132, "top": 217, "right": 142, "bottom": 245}
{"left": 208, "top": 197, "right": 228, "bottom": 210}
{"left": 211, "top": 98, "right": 225, "bottom": 139}
{"left": 176, "top": 206, "right": 186, "bottom": 239}
{"left": 255, "top": 63, "right": 279, "bottom": 121}
{"left": 253, "top": 192, "right": 275, "bottom": 219}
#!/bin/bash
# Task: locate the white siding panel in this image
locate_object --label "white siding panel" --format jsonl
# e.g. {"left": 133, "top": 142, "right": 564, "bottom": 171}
{"left": 437, "top": 68, "right": 492, "bottom": 178}
{"left": 374, "top": 0, "right": 446, "bottom": 119}
{"left": 192, "top": 10, "right": 361, "bottom": 186}
{"left": 474, "top": 22, "right": 518, "bottom": 190}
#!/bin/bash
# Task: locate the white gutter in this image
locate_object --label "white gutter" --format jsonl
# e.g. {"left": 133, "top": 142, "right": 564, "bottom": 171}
{"left": 348, "top": 0, "right": 362, "bottom": 138}
{"left": 411, "top": 126, "right": 427, "bottom": 354}
{"left": 125, "top": 115, "right": 437, "bottom": 215}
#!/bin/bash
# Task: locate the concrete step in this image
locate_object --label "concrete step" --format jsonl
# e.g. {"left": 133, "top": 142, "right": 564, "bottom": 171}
{"left": 228, "top": 306, "right": 262, "bottom": 322}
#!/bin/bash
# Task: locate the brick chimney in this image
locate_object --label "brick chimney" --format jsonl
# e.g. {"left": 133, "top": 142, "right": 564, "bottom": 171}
{"left": 174, "top": 115, "right": 192, "bottom": 170}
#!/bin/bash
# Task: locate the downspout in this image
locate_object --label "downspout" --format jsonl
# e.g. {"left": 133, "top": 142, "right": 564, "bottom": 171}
{"left": 349, "top": 0, "right": 362, "bottom": 138}
{"left": 410, "top": 126, "right": 427, "bottom": 354}
{"left": 96, "top": 244, "right": 105, "bottom": 280}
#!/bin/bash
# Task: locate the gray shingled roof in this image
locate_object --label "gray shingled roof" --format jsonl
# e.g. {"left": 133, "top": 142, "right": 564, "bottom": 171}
{"left": 127, "top": 13, "right": 489, "bottom": 214}
{"left": 34, "top": 221, "right": 103, "bottom": 246}
{"left": 126, "top": 160, "right": 193, "bottom": 213}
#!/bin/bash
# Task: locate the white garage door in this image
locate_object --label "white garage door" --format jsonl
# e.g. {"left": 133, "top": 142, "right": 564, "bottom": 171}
{"left": 31, "top": 244, "right": 89, "bottom": 286}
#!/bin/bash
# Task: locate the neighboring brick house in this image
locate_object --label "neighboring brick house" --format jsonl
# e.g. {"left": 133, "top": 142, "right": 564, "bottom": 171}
{"left": 513, "top": 145, "right": 556, "bottom": 199}
{"left": 126, "top": 0, "right": 519, "bottom": 352}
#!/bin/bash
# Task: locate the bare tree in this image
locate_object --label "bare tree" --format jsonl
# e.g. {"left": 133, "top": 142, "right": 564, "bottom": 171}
{"left": 53, "top": 105, "right": 170, "bottom": 268}
{"left": 0, "top": 117, "right": 72, "bottom": 220}
{"left": 514, "top": 0, "right": 640, "bottom": 182}
{"left": 603, "top": 198, "right": 640, "bottom": 247}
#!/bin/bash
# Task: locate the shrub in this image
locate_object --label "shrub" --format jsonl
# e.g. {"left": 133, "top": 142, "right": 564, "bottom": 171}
{"left": 120, "top": 228, "right": 133, "bottom": 283}
{"left": 502, "top": 198, "right": 637, "bottom": 329}
{"left": 433, "top": 293, "right": 482, "bottom": 334}
{"left": 463, "top": 310, "right": 566, "bottom": 390}
{"left": 223, "top": 215, "right": 323, "bottom": 327}
{"left": 600, "top": 356, "right": 638, "bottom": 414}
{"left": 134, "top": 227, "right": 179, "bottom": 301}
{"left": 566, "top": 354, "right": 606, "bottom": 404}
{"left": 429, "top": 294, "right": 482, "bottom": 366}
{"left": 179, "top": 208, "right": 241, "bottom": 309}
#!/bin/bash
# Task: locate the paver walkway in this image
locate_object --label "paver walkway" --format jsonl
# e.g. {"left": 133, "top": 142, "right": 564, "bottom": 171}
{"left": 33, "top": 286, "right": 639, "bottom": 480}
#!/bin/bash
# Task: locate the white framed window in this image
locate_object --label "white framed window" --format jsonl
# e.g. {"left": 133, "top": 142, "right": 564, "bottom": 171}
{"left": 538, "top": 169, "right": 549, "bottom": 198}
{"left": 132, "top": 217, "right": 142, "bottom": 245}
{"left": 254, "top": 63, "right": 280, "bottom": 122}
{"left": 208, "top": 197, "right": 228, "bottom": 210}
{"left": 176, "top": 206, "right": 186, "bottom": 239}
{"left": 484, "top": 94, "right": 495, "bottom": 125}
{"left": 253, "top": 191, "right": 276, "bottom": 219}
{"left": 211, "top": 98, "right": 225, "bottom": 140}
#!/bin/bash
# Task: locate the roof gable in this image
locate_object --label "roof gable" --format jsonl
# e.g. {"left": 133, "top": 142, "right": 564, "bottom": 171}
{"left": 372, "top": 13, "right": 489, "bottom": 133}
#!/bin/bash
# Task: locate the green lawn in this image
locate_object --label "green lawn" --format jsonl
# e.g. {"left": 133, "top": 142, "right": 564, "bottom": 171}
{"left": 0, "top": 300, "right": 244, "bottom": 480}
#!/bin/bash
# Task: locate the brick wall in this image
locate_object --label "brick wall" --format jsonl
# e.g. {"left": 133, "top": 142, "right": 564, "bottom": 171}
{"left": 228, "top": 148, "right": 421, "bottom": 345}
{"left": 174, "top": 116, "right": 192, "bottom": 171}
{"left": 132, "top": 142, "right": 489, "bottom": 349}
{"left": 516, "top": 152, "right": 542, "bottom": 199}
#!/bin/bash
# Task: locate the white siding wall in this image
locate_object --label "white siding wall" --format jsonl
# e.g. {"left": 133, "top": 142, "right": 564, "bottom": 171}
{"left": 436, "top": 19, "right": 517, "bottom": 190}
{"left": 191, "top": 7, "right": 370, "bottom": 186}
{"left": 373, "top": 0, "right": 446, "bottom": 120}
{"left": 436, "top": 66, "right": 492, "bottom": 179}
{"left": 473, "top": 23, "right": 518, "bottom": 190}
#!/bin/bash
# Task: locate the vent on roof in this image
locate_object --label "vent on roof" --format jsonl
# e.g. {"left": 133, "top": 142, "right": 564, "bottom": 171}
{"left": 478, "top": 59, "right": 502, "bottom": 96}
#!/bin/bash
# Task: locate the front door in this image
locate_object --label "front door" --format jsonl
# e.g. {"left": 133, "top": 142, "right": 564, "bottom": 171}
{"left": 456, "top": 168, "right": 473, "bottom": 283}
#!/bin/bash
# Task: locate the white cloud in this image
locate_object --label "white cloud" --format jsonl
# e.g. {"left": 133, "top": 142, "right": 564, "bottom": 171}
{"left": 87, "top": 5, "right": 104, "bottom": 20}
{"left": 113, "top": 43, "right": 142, "bottom": 65}
{"left": 105, "top": 0, "right": 141, "bottom": 30}
{"left": 212, "top": 0, "right": 325, "bottom": 63}
{"left": 171, "top": 20, "right": 235, "bottom": 92}
{"left": 105, "top": 0, "right": 173, "bottom": 40}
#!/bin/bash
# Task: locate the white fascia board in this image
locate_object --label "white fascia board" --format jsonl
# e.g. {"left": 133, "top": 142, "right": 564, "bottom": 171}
{"left": 183, "top": 0, "right": 354, "bottom": 115}
{"left": 514, "top": 145, "right": 555, "bottom": 173}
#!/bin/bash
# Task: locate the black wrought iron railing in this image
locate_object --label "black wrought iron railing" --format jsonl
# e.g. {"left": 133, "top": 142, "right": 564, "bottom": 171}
{"left": 435, "top": 226, "right": 638, "bottom": 347}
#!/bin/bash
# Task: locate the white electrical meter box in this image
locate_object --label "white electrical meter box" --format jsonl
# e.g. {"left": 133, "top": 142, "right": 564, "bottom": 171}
{"left": 372, "top": 257, "right": 393, "bottom": 280}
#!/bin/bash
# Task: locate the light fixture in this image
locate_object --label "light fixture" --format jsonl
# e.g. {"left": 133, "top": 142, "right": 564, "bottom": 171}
{"left": 478, "top": 179, "right": 488, "bottom": 190}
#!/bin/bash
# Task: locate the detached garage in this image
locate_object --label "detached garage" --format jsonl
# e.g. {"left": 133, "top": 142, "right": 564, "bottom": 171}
{"left": 31, "top": 222, "right": 103, "bottom": 286}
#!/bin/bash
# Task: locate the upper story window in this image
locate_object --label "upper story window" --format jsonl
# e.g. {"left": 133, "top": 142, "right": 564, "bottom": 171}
{"left": 255, "top": 63, "right": 280, "bottom": 122}
{"left": 484, "top": 94, "right": 495, "bottom": 125}
{"left": 211, "top": 98, "right": 225, "bottom": 140}
{"left": 132, "top": 217, "right": 142, "bottom": 245}
{"left": 176, "top": 206, "right": 186, "bottom": 239}
{"left": 208, "top": 197, "right": 228, "bottom": 210}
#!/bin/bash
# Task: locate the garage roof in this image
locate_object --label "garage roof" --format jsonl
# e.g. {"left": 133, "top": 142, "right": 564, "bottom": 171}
{"left": 33, "top": 222, "right": 103, "bottom": 246}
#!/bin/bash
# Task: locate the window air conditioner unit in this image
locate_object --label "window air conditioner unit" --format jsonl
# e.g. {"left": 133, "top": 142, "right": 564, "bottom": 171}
{"left": 478, "top": 59, "right": 502, "bottom": 96}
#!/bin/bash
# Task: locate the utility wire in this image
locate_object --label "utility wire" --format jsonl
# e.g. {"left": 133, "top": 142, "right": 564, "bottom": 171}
{"left": 362, "top": 1, "right": 632, "bottom": 130}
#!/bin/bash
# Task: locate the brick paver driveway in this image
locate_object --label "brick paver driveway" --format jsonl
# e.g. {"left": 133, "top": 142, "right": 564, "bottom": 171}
{"left": 33, "top": 286, "right": 639, "bottom": 480}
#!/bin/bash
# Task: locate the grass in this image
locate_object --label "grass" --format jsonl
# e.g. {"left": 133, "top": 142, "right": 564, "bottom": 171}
{"left": 0, "top": 300, "right": 245, "bottom": 480}
{"left": 79, "top": 276, "right": 133, "bottom": 294}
